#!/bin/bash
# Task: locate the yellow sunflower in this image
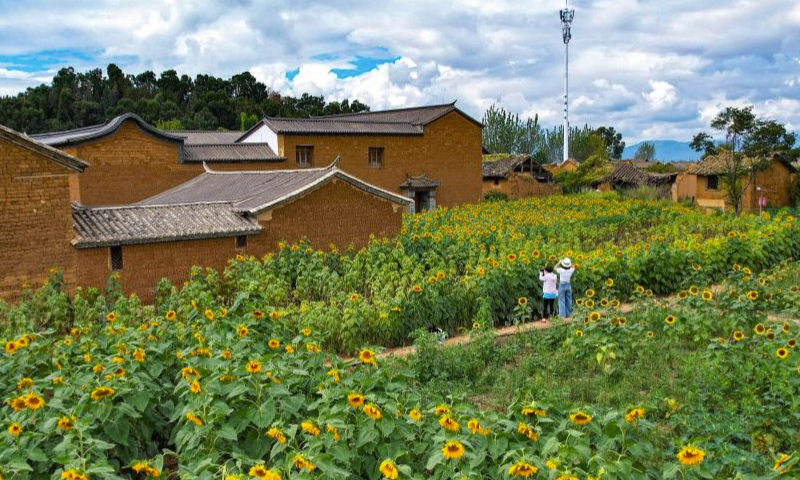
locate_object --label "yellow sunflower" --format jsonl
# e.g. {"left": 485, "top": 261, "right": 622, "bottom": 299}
{"left": 508, "top": 461, "right": 538, "bottom": 477}
{"left": 359, "top": 349, "right": 378, "bottom": 366}
{"left": 676, "top": 445, "right": 706, "bottom": 466}
{"left": 24, "top": 393, "right": 44, "bottom": 410}
{"left": 90, "top": 386, "right": 115, "bottom": 401}
{"left": 569, "top": 411, "right": 592, "bottom": 425}
{"left": 363, "top": 404, "right": 383, "bottom": 420}
{"left": 379, "top": 460, "right": 399, "bottom": 480}
{"left": 409, "top": 408, "right": 422, "bottom": 420}
{"left": 7, "top": 422, "right": 21, "bottom": 436}
{"left": 777, "top": 348, "right": 789, "bottom": 359}
{"left": 665, "top": 315, "right": 676, "bottom": 325}
{"left": 247, "top": 360, "right": 262, "bottom": 374}
{"left": 518, "top": 297, "right": 528, "bottom": 306}
{"left": 733, "top": 330, "right": 745, "bottom": 341}
{"left": 701, "top": 290, "right": 713, "bottom": 301}
{"left": 755, "top": 324, "right": 766, "bottom": 335}
{"left": 347, "top": 393, "right": 365, "bottom": 408}
{"left": 439, "top": 415, "right": 460, "bottom": 432}
{"left": 441, "top": 441, "right": 465, "bottom": 460}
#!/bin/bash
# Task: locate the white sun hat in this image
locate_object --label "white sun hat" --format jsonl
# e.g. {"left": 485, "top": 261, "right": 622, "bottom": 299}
{"left": 561, "top": 258, "right": 572, "bottom": 268}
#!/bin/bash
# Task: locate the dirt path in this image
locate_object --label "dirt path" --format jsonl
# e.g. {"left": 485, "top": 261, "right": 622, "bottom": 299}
{"left": 378, "top": 317, "right": 565, "bottom": 359}
{"left": 377, "top": 294, "right": 795, "bottom": 359}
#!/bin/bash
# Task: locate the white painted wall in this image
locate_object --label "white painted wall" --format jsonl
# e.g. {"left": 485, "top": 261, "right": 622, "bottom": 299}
{"left": 241, "top": 123, "right": 279, "bottom": 155}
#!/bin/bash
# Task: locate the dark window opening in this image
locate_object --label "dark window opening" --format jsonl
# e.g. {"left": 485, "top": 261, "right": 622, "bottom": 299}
{"left": 296, "top": 145, "right": 313, "bottom": 167}
{"left": 236, "top": 235, "right": 248, "bottom": 248}
{"left": 110, "top": 246, "right": 123, "bottom": 271}
{"left": 369, "top": 147, "right": 384, "bottom": 168}
{"left": 493, "top": 178, "right": 500, "bottom": 186}
{"left": 707, "top": 175, "right": 719, "bottom": 190}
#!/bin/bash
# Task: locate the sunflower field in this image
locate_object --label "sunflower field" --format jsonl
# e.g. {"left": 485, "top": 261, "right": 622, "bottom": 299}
{"left": 0, "top": 194, "right": 799, "bottom": 480}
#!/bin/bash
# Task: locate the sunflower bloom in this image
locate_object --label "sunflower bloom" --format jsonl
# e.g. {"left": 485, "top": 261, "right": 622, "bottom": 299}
{"left": 90, "top": 386, "right": 115, "bottom": 401}
{"left": 293, "top": 455, "right": 316, "bottom": 472}
{"left": 359, "top": 349, "right": 378, "bottom": 366}
{"left": 301, "top": 421, "right": 320, "bottom": 436}
{"left": 8, "top": 422, "right": 22, "bottom": 436}
{"left": 625, "top": 408, "right": 645, "bottom": 423}
{"left": 24, "top": 393, "right": 44, "bottom": 410}
{"left": 569, "top": 411, "right": 592, "bottom": 425}
{"left": 267, "top": 427, "right": 287, "bottom": 443}
{"left": 777, "top": 348, "right": 789, "bottom": 359}
{"left": 363, "top": 403, "right": 383, "bottom": 420}
{"left": 439, "top": 415, "right": 460, "bottom": 431}
{"left": 57, "top": 416, "right": 76, "bottom": 431}
{"left": 247, "top": 360, "right": 262, "bottom": 374}
{"left": 379, "top": 460, "right": 399, "bottom": 480}
{"left": 409, "top": 409, "right": 422, "bottom": 420}
{"left": 676, "top": 445, "right": 706, "bottom": 466}
{"left": 508, "top": 461, "right": 538, "bottom": 477}
{"left": 249, "top": 465, "right": 269, "bottom": 479}
{"left": 441, "top": 441, "right": 465, "bottom": 460}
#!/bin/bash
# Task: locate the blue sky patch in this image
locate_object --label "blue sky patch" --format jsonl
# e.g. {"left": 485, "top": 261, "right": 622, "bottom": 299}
{"left": 0, "top": 49, "right": 100, "bottom": 72}
{"left": 331, "top": 55, "right": 401, "bottom": 78}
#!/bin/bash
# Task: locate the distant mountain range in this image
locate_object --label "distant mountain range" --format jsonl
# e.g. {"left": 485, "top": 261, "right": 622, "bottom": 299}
{"left": 622, "top": 140, "right": 702, "bottom": 162}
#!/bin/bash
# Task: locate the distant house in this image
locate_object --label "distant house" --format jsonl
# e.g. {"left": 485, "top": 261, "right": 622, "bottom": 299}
{"left": 544, "top": 157, "right": 581, "bottom": 175}
{"left": 1, "top": 120, "right": 411, "bottom": 302}
{"left": 482, "top": 154, "right": 561, "bottom": 198}
{"left": 32, "top": 102, "right": 483, "bottom": 211}
{"left": 674, "top": 152, "right": 797, "bottom": 211}
{"left": 593, "top": 162, "right": 677, "bottom": 192}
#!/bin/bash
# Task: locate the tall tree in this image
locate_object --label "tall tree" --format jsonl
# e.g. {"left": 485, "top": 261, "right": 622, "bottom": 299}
{"left": 537, "top": 124, "right": 598, "bottom": 164}
{"left": 691, "top": 106, "right": 797, "bottom": 215}
{"left": 595, "top": 126, "right": 626, "bottom": 159}
{"left": 634, "top": 142, "right": 656, "bottom": 161}
{"left": 0, "top": 64, "right": 370, "bottom": 134}
{"left": 481, "top": 105, "right": 540, "bottom": 157}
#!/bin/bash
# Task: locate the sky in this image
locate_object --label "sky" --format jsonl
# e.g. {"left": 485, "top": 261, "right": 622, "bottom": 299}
{"left": 0, "top": 0, "right": 799, "bottom": 142}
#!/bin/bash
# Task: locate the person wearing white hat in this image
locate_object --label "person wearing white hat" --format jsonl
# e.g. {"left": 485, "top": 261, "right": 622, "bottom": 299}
{"left": 555, "top": 257, "right": 575, "bottom": 318}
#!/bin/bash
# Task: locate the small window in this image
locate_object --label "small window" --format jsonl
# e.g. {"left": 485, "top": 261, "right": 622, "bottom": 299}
{"left": 236, "top": 235, "right": 248, "bottom": 248}
{"left": 493, "top": 178, "right": 500, "bottom": 186}
{"left": 368, "top": 147, "right": 384, "bottom": 168}
{"left": 296, "top": 146, "right": 313, "bottom": 167}
{"left": 707, "top": 175, "right": 719, "bottom": 190}
{"left": 110, "top": 246, "right": 123, "bottom": 271}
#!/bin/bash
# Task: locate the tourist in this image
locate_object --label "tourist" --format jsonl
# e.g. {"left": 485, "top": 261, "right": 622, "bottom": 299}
{"left": 538, "top": 266, "right": 558, "bottom": 319}
{"left": 555, "top": 258, "right": 575, "bottom": 318}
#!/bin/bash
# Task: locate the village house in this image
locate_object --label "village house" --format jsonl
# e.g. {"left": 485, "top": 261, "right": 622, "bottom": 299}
{"left": 29, "top": 102, "right": 483, "bottom": 211}
{"left": 1, "top": 122, "right": 412, "bottom": 301}
{"left": 481, "top": 154, "right": 561, "bottom": 199}
{"left": 593, "top": 162, "right": 678, "bottom": 194}
{"left": 237, "top": 102, "right": 483, "bottom": 210}
{"left": 543, "top": 157, "right": 580, "bottom": 175}
{"left": 673, "top": 152, "right": 797, "bottom": 211}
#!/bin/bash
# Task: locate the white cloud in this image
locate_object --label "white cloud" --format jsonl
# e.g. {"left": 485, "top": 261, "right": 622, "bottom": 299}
{"left": 643, "top": 80, "right": 677, "bottom": 110}
{"left": 0, "top": 0, "right": 798, "bottom": 141}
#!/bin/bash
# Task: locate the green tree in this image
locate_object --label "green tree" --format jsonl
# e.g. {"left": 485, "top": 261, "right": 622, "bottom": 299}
{"left": 691, "top": 106, "right": 797, "bottom": 215}
{"left": 481, "top": 105, "right": 541, "bottom": 156}
{"left": 595, "top": 126, "right": 626, "bottom": 159}
{"left": 538, "top": 124, "right": 597, "bottom": 164}
{"left": 156, "top": 118, "right": 185, "bottom": 130}
{"left": 240, "top": 112, "right": 259, "bottom": 131}
{"left": 634, "top": 142, "right": 656, "bottom": 161}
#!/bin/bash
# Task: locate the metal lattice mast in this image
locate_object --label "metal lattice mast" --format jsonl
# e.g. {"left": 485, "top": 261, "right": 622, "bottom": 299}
{"left": 560, "top": 0, "right": 574, "bottom": 165}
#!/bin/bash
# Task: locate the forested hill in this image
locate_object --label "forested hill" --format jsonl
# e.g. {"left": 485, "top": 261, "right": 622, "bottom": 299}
{"left": 0, "top": 64, "right": 370, "bottom": 134}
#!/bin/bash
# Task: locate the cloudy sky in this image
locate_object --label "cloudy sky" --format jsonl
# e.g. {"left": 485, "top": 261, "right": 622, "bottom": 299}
{"left": 0, "top": 0, "right": 799, "bottom": 142}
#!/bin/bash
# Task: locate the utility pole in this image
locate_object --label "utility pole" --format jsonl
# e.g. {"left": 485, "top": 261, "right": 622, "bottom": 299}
{"left": 560, "top": 0, "right": 574, "bottom": 165}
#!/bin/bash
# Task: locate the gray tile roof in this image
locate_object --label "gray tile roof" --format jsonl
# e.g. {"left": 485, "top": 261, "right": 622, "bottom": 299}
{"left": 30, "top": 113, "right": 185, "bottom": 147}
{"left": 72, "top": 202, "right": 260, "bottom": 248}
{"left": 482, "top": 155, "right": 529, "bottom": 178}
{"left": 182, "top": 143, "right": 284, "bottom": 163}
{"left": 170, "top": 130, "right": 243, "bottom": 145}
{"left": 400, "top": 174, "right": 441, "bottom": 190}
{"left": 0, "top": 123, "right": 88, "bottom": 172}
{"left": 260, "top": 118, "right": 424, "bottom": 135}
{"left": 317, "top": 103, "right": 459, "bottom": 125}
{"left": 597, "top": 163, "right": 677, "bottom": 187}
{"left": 240, "top": 102, "right": 482, "bottom": 138}
{"left": 140, "top": 161, "right": 412, "bottom": 214}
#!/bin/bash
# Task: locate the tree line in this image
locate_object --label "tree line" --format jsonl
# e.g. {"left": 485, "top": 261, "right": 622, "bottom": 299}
{"left": 0, "top": 64, "right": 370, "bottom": 134}
{"left": 481, "top": 105, "right": 626, "bottom": 164}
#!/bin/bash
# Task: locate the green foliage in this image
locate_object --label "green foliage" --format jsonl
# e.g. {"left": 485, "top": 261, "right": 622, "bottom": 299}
{"left": 482, "top": 190, "right": 509, "bottom": 202}
{"left": 595, "top": 126, "right": 626, "bottom": 160}
{"left": 0, "top": 65, "right": 370, "bottom": 133}
{"left": 481, "top": 105, "right": 540, "bottom": 156}
{"left": 616, "top": 186, "right": 671, "bottom": 201}
{"left": 642, "top": 162, "right": 676, "bottom": 174}
{"left": 240, "top": 112, "right": 259, "bottom": 131}
{"left": 155, "top": 118, "right": 184, "bottom": 130}
{"left": 634, "top": 142, "right": 656, "bottom": 161}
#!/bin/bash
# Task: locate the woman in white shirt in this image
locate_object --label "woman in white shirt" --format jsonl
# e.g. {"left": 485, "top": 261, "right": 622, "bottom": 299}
{"left": 555, "top": 258, "right": 575, "bottom": 318}
{"left": 538, "top": 266, "right": 558, "bottom": 319}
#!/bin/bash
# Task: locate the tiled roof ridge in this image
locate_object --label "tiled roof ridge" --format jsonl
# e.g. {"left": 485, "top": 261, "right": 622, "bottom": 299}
{"left": 0, "top": 123, "right": 89, "bottom": 172}
{"left": 312, "top": 101, "right": 456, "bottom": 121}
{"left": 202, "top": 158, "right": 339, "bottom": 175}
{"left": 264, "top": 117, "right": 421, "bottom": 125}
{"left": 73, "top": 200, "right": 235, "bottom": 211}
{"left": 30, "top": 113, "right": 185, "bottom": 146}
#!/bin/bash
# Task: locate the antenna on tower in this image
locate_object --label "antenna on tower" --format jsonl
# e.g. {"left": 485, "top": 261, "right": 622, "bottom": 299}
{"left": 560, "top": 0, "right": 574, "bottom": 165}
